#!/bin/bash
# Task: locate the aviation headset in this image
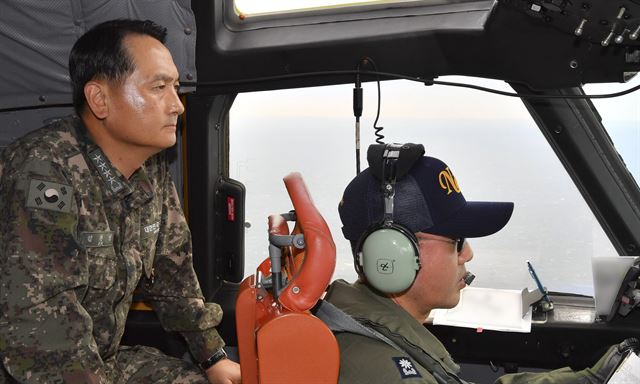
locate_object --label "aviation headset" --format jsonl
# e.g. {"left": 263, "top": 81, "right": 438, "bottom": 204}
{"left": 354, "top": 143, "right": 425, "bottom": 294}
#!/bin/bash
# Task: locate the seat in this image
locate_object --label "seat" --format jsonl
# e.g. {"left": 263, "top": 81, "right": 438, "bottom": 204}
{"left": 236, "top": 172, "right": 339, "bottom": 384}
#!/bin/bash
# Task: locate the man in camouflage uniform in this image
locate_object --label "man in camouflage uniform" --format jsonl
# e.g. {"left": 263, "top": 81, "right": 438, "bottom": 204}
{"left": 0, "top": 20, "right": 241, "bottom": 383}
{"left": 326, "top": 144, "right": 631, "bottom": 384}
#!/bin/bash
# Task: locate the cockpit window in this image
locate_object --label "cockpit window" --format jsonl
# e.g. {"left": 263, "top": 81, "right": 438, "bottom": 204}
{"left": 584, "top": 75, "right": 640, "bottom": 186}
{"left": 234, "top": 0, "right": 471, "bottom": 17}
{"left": 230, "top": 77, "right": 629, "bottom": 297}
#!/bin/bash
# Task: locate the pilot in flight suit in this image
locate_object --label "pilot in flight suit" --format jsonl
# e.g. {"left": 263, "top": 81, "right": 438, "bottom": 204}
{"left": 326, "top": 144, "right": 631, "bottom": 384}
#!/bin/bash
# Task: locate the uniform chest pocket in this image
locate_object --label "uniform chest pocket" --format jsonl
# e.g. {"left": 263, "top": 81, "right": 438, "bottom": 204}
{"left": 86, "top": 246, "right": 117, "bottom": 289}
{"left": 140, "top": 221, "right": 160, "bottom": 281}
{"left": 86, "top": 247, "right": 118, "bottom": 289}
{"left": 80, "top": 231, "right": 118, "bottom": 290}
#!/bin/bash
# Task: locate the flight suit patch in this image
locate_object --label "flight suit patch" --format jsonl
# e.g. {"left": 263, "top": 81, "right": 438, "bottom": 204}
{"left": 25, "top": 179, "right": 73, "bottom": 213}
{"left": 392, "top": 357, "right": 422, "bottom": 379}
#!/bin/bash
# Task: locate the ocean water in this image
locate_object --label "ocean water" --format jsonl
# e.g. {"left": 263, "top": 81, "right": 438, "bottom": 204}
{"left": 229, "top": 78, "right": 639, "bottom": 297}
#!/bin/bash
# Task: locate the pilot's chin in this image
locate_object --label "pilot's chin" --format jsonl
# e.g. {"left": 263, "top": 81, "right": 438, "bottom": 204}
{"left": 445, "top": 294, "right": 462, "bottom": 309}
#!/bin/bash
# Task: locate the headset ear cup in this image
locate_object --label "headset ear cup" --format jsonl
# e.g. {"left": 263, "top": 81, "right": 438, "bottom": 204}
{"left": 358, "top": 226, "right": 420, "bottom": 294}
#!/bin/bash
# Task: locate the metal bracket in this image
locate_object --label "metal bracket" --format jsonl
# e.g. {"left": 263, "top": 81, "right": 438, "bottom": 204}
{"left": 521, "top": 288, "right": 544, "bottom": 317}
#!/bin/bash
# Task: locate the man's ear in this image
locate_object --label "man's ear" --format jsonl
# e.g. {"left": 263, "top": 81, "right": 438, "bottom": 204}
{"left": 84, "top": 81, "right": 109, "bottom": 120}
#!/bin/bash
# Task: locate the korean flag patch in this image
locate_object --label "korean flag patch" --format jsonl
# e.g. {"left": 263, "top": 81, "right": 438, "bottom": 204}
{"left": 25, "top": 179, "right": 73, "bottom": 213}
{"left": 392, "top": 357, "right": 422, "bottom": 379}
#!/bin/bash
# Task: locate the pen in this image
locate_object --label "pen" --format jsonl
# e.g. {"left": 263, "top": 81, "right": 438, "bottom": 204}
{"left": 527, "top": 260, "right": 551, "bottom": 304}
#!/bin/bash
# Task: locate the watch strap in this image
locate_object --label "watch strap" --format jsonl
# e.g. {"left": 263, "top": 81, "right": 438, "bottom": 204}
{"left": 199, "top": 348, "right": 228, "bottom": 371}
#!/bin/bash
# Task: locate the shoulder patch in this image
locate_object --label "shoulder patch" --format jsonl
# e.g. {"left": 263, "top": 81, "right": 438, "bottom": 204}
{"left": 25, "top": 179, "right": 73, "bottom": 213}
{"left": 392, "top": 357, "right": 422, "bottom": 379}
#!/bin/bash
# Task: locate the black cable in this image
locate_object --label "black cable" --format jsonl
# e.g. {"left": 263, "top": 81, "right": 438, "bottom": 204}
{"left": 431, "top": 78, "right": 640, "bottom": 99}
{"left": 5, "top": 70, "right": 637, "bottom": 114}
{"left": 195, "top": 69, "right": 640, "bottom": 100}
{"left": 197, "top": 66, "right": 640, "bottom": 180}
{"left": 354, "top": 62, "right": 363, "bottom": 175}
{"left": 361, "top": 58, "right": 385, "bottom": 144}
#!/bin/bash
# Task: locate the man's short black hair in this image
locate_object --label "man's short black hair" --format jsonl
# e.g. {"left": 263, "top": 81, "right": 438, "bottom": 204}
{"left": 69, "top": 19, "right": 168, "bottom": 114}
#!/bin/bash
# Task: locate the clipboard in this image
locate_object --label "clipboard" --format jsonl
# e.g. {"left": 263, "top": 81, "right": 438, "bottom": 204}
{"left": 604, "top": 338, "right": 640, "bottom": 384}
{"left": 604, "top": 341, "right": 640, "bottom": 384}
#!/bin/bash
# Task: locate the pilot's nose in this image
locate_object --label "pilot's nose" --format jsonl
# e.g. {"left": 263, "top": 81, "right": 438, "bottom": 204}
{"left": 459, "top": 242, "right": 473, "bottom": 264}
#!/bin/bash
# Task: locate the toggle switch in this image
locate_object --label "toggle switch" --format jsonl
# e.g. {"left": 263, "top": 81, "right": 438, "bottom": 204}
{"left": 602, "top": 7, "right": 627, "bottom": 46}
{"left": 602, "top": 31, "right": 614, "bottom": 46}
{"left": 574, "top": 18, "right": 587, "bottom": 36}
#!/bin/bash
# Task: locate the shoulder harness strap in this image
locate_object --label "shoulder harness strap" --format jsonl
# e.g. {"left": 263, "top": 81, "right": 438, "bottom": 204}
{"left": 313, "top": 300, "right": 472, "bottom": 384}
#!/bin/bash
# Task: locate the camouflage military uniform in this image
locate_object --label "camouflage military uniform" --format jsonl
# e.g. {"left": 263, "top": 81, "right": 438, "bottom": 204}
{"left": 326, "top": 280, "right": 611, "bottom": 384}
{"left": 0, "top": 116, "right": 223, "bottom": 383}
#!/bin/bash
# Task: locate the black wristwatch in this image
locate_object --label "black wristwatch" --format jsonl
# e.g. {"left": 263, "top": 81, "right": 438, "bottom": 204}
{"left": 199, "top": 348, "right": 228, "bottom": 371}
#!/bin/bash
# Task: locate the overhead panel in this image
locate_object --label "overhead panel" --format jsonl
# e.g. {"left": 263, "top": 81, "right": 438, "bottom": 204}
{"left": 194, "top": 0, "right": 640, "bottom": 93}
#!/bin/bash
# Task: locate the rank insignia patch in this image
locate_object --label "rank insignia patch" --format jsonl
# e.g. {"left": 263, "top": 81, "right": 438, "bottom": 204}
{"left": 26, "top": 179, "right": 73, "bottom": 213}
{"left": 88, "top": 148, "right": 124, "bottom": 194}
{"left": 392, "top": 357, "right": 422, "bottom": 379}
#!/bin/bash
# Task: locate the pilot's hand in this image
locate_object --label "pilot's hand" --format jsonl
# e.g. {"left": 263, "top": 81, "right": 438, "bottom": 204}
{"left": 495, "top": 338, "right": 639, "bottom": 384}
{"left": 585, "top": 338, "right": 639, "bottom": 382}
{"left": 206, "top": 359, "right": 242, "bottom": 384}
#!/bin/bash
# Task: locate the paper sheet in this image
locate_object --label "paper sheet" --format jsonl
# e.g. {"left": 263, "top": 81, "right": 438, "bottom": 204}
{"left": 432, "top": 287, "right": 532, "bottom": 333}
{"left": 607, "top": 352, "right": 640, "bottom": 384}
{"left": 592, "top": 256, "right": 639, "bottom": 316}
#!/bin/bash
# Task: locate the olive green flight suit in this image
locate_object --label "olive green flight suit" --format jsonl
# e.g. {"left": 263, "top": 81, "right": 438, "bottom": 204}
{"left": 325, "top": 280, "right": 612, "bottom": 384}
{"left": 0, "top": 116, "right": 223, "bottom": 383}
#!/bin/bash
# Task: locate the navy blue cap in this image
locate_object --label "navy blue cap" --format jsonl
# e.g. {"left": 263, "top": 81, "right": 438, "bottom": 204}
{"left": 339, "top": 156, "right": 514, "bottom": 241}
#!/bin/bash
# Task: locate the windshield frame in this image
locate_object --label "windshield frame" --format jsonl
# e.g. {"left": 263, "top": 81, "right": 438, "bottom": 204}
{"left": 512, "top": 84, "right": 640, "bottom": 256}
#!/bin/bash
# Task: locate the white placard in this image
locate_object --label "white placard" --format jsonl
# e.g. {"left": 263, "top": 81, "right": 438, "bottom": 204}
{"left": 432, "top": 287, "right": 532, "bottom": 333}
{"left": 592, "top": 256, "right": 638, "bottom": 316}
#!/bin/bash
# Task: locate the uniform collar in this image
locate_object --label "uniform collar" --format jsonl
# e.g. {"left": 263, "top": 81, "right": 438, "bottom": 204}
{"left": 127, "top": 165, "right": 155, "bottom": 208}
{"left": 70, "top": 116, "right": 154, "bottom": 204}
{"left": 326, "top": 279, "right": 459, "bottom": 372}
